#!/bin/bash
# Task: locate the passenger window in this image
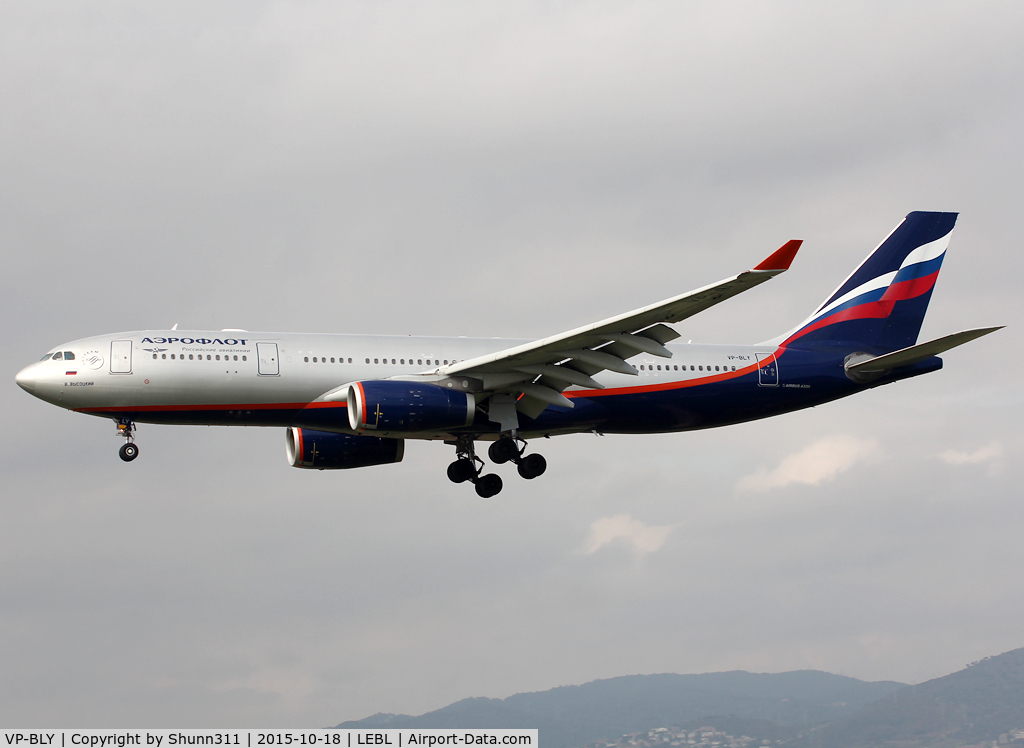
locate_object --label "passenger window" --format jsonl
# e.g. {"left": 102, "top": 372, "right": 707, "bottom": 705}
{"left": 699, "top": 366, "right": 703, "bottom": 371}
{"left": 657, "top": 365, "right": 662, "bottom": 371}
{"left": 400, "top": 359, "right": 405, "bottom": 365}
{"left": 162, "top": 354, "right": 166, "bottom": 359}
{"left": 366, "top": 358, "right": 370, "bottom": 364}
{"left": 234, "top": 355, "right": 238, "bottom": 361}
{"left": 374, "top": 359, "right": 379, "bottom": 364}
{"left": 216, "top": 355, "right": 221, "bottom": 361}
{"left": 52, "top": 352, "right": 63, "bottom": 360}
{"left": 152, "top": 354, "right": 157, "bottom": 359}
{"left": 331, "top": 357, "right": 335, "bottom": 363}
{"left": 242, "top": 356, "right": 247, "bottom": 361}
{"left": 347, "top": 358, "right": 352, "bottom": 363}
{"left": 189, "top": 354, "right": 194, "bottom": 360}
{"left": 304, "top": 357, "right": 309, "bottom": 362}
{"left": 207, "top": 355, "right": 211, "bottom": 360}
{"left": 715, "top": 366, "right": 719, "bottom": 371}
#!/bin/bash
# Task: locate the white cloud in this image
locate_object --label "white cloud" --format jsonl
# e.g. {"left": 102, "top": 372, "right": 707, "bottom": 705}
{"left": 939, "top": 440, "right": 1003, "bottom": 465}
{"left": 939, "top": 441, "right": 1004, "bottom": 474}
{"left": 584, "top": 514, "right": 673, "bottom": 555}
{"left": 736, "top": 435, "right": 880, "bottom": 493}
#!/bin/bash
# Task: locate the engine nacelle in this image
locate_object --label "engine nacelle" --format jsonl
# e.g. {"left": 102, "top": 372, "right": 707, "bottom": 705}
{"left": 285, "top": 427, "right": 404, "bottom": 470}
{"left": 347, "top": 380, "right": 475, "bottom": 433}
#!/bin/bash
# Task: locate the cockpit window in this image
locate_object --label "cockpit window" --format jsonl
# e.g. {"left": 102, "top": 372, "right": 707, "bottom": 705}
{"left": 63, "top": 352, "right": 75, "bottom": 360}
{"left": 41, "top": 353, "right": 54, "bottom": 361}
{"left": 51, "top": 352, "right": 63, "bottom": 360}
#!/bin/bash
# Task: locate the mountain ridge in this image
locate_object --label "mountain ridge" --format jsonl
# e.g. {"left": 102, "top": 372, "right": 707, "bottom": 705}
{"left": 336, "top": 669, "right": 905, "bottom": 747}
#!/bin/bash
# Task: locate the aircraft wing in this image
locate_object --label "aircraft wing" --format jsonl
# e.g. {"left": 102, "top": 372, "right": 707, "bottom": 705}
{"left": 442, "top": 240, "right": 801, "bottom": 416}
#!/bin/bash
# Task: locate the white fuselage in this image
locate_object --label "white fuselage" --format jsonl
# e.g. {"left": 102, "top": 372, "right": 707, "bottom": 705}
{"left": 18, "top": 330, "right": 770, "bottom": 437}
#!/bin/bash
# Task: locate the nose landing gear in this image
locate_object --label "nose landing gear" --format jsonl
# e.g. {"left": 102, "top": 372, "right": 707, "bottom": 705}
{"left": 115, "top": 418, "right": 139, "bottom": 462}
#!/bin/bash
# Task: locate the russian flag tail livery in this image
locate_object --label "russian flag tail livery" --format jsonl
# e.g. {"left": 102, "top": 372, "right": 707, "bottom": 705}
{"left": 782, "top": 211, "right": 958, "bottom": 352}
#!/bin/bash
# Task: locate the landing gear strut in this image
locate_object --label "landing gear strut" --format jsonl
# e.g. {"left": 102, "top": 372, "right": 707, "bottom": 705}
{"left": 447, "top": 436, "right": 503, "bottom": 498}
{"left": 115, "top": 418, "right": 139, "bottom": 462}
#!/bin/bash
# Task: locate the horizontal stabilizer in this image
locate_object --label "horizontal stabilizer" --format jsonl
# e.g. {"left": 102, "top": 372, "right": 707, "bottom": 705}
{"left": 846, "top": 326, "right": 1003, "bottom": 373}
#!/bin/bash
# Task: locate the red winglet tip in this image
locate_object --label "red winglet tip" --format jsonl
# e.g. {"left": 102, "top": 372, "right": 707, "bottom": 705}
{"left": 753, "top": 239, "right": 802, "bottom": 271}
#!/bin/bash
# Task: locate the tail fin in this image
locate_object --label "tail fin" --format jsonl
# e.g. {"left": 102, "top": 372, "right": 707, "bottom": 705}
{"left": 777, "top": 211, "right": 958, "bottom": 352}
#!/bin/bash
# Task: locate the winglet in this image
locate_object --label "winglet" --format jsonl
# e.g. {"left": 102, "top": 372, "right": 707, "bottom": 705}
{"left": 753, "top": 240, "right": 802, "bottom": 272}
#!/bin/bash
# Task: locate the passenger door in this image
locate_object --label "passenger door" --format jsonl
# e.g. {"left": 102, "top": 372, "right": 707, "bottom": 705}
{"left": 756, "top": 352, "right": 779, "bottom": 386}
{"left": 110, "top": 340, "right": 133, "bottom": 374}
{"left": 257, "top": 342, "right": 279, "bottom": 376}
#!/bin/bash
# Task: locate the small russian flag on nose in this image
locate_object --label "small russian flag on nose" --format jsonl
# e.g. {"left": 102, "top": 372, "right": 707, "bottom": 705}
{"left": 66, "top": 371, "right": 77, "bottom": 376}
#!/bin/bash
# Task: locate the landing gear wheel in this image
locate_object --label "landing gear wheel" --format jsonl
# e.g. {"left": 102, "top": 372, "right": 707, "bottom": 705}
{"left": 475, "top": 473, "right": 503, "bottom": 498}
{"left": 488, "top": 438, "right": 519, "bottom": 464}
{"left": 447, "top": 459, "right": 477, "bottom": 484}
{"left": 119, "top": 443, "right": 139, "bottom": 462}
{"left": 517, "top": 453, "right": 547, "bottom": 479}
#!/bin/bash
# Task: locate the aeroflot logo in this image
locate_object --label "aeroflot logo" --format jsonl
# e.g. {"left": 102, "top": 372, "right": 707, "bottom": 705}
{"left": 141, "top": 337, "right": 248, "bottom": 345}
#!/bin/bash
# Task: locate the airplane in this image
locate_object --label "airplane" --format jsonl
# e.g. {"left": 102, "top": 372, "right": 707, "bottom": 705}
{"left": 15, "top": 211, "right": 1001, "bottom": 498}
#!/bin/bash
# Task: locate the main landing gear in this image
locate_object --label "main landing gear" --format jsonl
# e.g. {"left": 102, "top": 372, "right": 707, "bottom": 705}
{"left": 447, "top": 434, "right": 547, "bottom": 498}
{"left": 115, "top": 418, "right": 139, "bottom": 462}
{"left": 488, "top": 435, "right": 547, "bottom": 480}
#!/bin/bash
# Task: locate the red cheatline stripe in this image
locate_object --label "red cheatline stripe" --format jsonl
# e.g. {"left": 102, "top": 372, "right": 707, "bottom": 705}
{"left": 783, "top": 301, "right": 894, "bottom": 346}
{"left": 786, "top": 269, "right": 940, "bottom": 346}
{"left": 565, "top": 356, "right": 769, "bottom": 399}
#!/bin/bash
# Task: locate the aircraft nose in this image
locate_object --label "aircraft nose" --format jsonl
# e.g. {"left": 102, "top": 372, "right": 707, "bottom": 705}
{"left": 15, "top": 365, "right": 36, "bottom": 394}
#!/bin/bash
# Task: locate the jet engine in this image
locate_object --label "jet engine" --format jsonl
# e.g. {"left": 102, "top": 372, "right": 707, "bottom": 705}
{"left": 285, "top": 427, "right": 404, "bottom": 470}
{"left": 346, "top": 381, "right": 475, "bottom": 433}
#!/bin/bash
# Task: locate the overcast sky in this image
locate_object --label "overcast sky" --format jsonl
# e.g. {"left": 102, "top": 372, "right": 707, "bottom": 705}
{"left": 2, "top": 0, "right": 1023, "bottom": 728}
